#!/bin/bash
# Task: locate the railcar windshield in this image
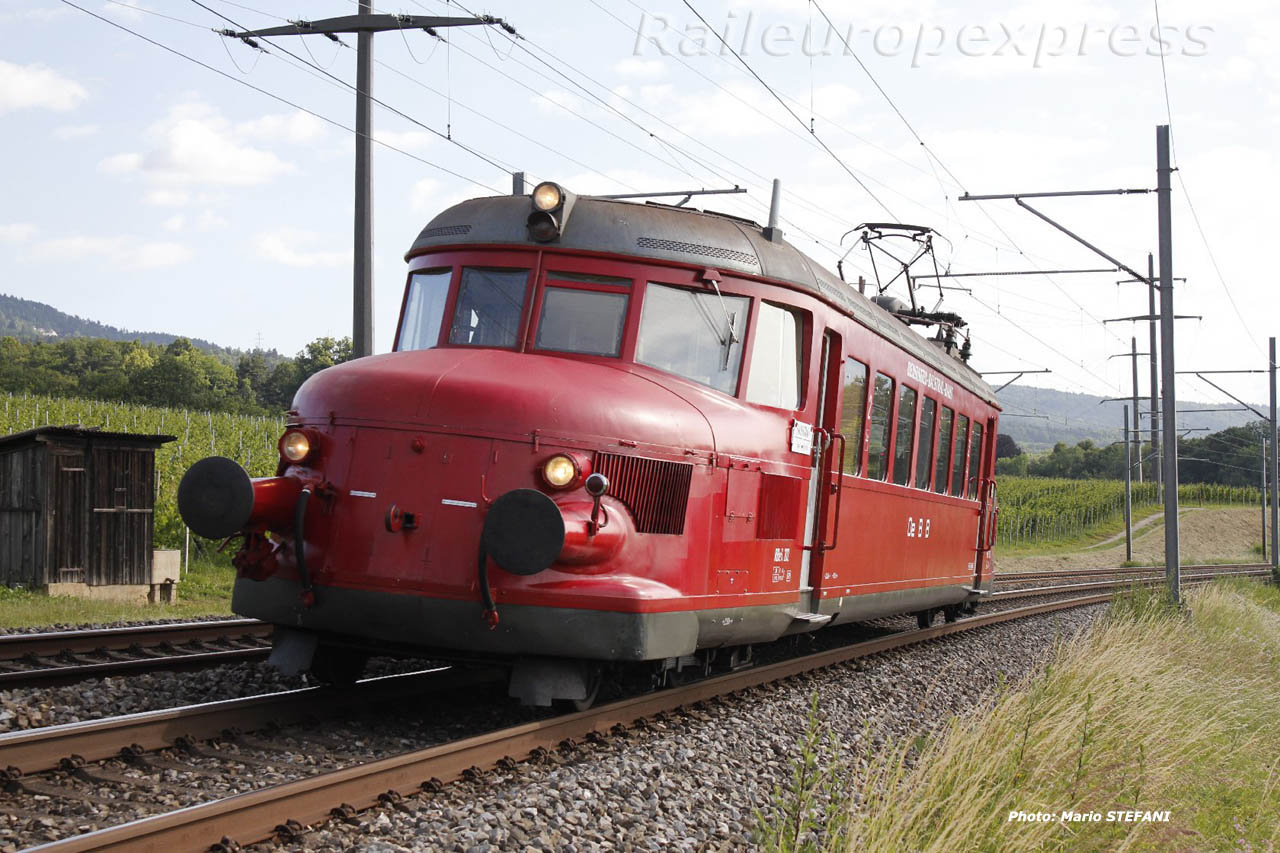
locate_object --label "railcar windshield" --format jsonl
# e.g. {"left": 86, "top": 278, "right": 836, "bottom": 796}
{"left": 448, "top": 267, "right": 529, "bottom": 347}
{"left": 535, "top": 284, "right": 629, "bottom": 357}
{"left": 636, "top": 283, "right": 748, "bottom": 394}
{"left": 397, "top": 268, "right": 451, "bottom": 351}
{"left": 745, "top": 302, "right": 804, "bottom": 409}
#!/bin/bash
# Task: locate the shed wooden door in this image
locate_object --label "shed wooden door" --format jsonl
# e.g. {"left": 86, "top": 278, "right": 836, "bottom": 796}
{"left": 51, "top": 452, "right": 88, "bottom": 580}
{"left": 90, "top": 447, "right": 154, "bottom": 585}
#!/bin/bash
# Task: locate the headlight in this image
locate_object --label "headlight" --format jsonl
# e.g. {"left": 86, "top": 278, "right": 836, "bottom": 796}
{"left": 541, "top": 454, "right": 579, "bottom": 489}
{"left": 279, "top": 430, "right": 312, "bottom": 464}
{"left": 532, "top": 182, "right": 563, "bottom": 212}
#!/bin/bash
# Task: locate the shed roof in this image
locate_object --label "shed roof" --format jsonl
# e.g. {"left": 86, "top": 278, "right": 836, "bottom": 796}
{"left": 0, "top": 425, "right": 177, "bottom": 450}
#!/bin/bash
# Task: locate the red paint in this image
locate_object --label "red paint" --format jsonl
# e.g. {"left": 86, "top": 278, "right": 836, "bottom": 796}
{"left": 231, "top": 237, "right": 1000, "bottom": 647}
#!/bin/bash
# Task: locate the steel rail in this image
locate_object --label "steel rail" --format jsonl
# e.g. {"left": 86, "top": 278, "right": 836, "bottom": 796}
{"left": 25, "top": 594, "right": 1117, "bottom": 853}
{"left": 0, "top": 666, "right": 499, "bottom": 777}
{"left": 0, "top": 647, "right": 272, "bottom": 688}
{"left": 993, "top": 568, "right": 1270, "bottom": 600}
{"left": 992, "top": 562, "right": 1267, "bottom": 583}
{"left": 0, "top": 619, "right": 273, "bottom": 688}
{"left": 0, "top": 619, "right": 267, "bottom": 660}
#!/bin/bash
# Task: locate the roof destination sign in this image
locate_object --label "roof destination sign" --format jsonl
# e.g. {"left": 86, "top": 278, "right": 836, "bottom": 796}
{"left": 906, "top": 361, "right": 955, "bottom": 400}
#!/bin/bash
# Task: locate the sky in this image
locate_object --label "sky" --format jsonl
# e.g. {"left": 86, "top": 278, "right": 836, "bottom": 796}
{"left": 0, "top": 0, "right": 1276, "bottom": 412}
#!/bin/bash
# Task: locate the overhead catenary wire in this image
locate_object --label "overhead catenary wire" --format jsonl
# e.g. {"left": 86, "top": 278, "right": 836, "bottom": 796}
{"left": 57, "top": 0, "right": 504, "bottom": 194}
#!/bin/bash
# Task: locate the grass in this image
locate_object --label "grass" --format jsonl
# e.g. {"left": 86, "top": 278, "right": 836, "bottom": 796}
{"left": 0, "top": 553, "right": 236, "bottom": 629}
{"left": 830, "top": 580, "right": 1280, "bottom": 852}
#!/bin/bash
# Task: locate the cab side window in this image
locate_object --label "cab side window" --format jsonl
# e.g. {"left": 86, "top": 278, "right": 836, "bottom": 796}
{"left": 745, "top": 302, "right": 805, "bottom": 409}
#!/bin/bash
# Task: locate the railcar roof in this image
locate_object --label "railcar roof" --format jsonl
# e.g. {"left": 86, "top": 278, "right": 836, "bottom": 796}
{"left": 408, "top": 194, "right": 998, "bottom": 408}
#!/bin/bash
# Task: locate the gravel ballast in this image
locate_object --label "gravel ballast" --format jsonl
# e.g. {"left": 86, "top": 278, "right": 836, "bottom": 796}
{"left": 261, "top": 604, "right": 1107, "bottom": 852}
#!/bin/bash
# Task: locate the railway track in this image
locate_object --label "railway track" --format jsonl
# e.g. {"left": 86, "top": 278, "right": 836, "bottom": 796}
{"left": 2, "top": 593, "right": 1118, "bottom": 852}
{"left": 991, "top": 562, "right": 1270, "bottom": 584}
{"left": 1, "top": 568, "right": 1269, "bottom": 851}
{"left": 0, "top": 620, "right": 271, "bottom": 688}
{"left": 992, "top": 566, "right": 1272, "bottom": 600}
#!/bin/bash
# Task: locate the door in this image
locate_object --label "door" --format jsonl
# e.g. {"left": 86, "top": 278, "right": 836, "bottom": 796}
{"left": 800, "top": 331, "right": 843, "bottom": 600}
{"left": 51, "top": 452, "right": 88, "bottom": 582}
{"left": 974, "top": 416, "right": 998, "bottom": 587}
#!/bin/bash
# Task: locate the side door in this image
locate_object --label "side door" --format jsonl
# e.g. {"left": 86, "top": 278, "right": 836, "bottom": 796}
{"left": 972, "top": 416, "right": 997, "bottom": 588}
{"left": 799, "top": 331, "right": 843, "bottom": 604}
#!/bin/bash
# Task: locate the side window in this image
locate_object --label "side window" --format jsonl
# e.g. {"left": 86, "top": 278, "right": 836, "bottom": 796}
{"left": 967, "top": 421, "right": 985, "bottom": 498}
{"left": 535, "top": 287, "right": 628, "bottom": 357}
{"left": 636, "top": 283, "right": 749, "bottom": 394}
{"left": 934, "top": 406, "right": 954, "bottom": 494}
{"left": 950, "top": 414, "right": 969, "bottom": 496}
{"left": 892, "top": 385, "right": 918, "bottom": 486}
{"left": 397, "top": 268, "right": 450, "bottom": 351}
{"left": 746, "top": 302, "right": 805, "bottom": 409}
{"left": 866, "top": 373, "right": 894, "bottom": 481}
{"left": 915, "top": 397, "right": 937, "bottom": 490}
{"left": 840, "top": 358, "right": 869, "bottom": 475}
{"left": 448, "top": 267, "right": 530, "bottom": 347}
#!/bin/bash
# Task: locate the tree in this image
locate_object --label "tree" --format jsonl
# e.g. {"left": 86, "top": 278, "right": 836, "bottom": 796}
{"left": 995, "top": 433, "right": 1022, "bottom": 459}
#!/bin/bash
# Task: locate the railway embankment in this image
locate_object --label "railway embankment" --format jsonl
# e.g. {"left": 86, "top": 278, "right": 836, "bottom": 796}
{"left": 763, "top": 579, "right": 1280, "bottom": 852}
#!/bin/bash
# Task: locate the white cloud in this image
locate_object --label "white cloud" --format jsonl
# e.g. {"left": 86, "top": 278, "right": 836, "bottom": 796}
{"left": 101, "top": 0, "right": 144, "bottom": 20}
{"left": 196, "top": 210, "right": 228, "bottom": 230}
{"left": 376, "top": 130, "right": 434, "bottom": 152}
{"left": 164, "top": 214, "right": 185, "bottom": 232}
{"left": 0, "top": 60, "right": 87, "bottom": 114}
{"left": 237, "top": 111, "right": 327, "bottom": 144}
{"left": 614, "top": 57, "right": 665, "bottom": 78}
{"left": 256, "top": 228, "right": 351, "bottom": 269}
{"left": 31, "top": 235, "right": 192, "bottom": 269}
{"left": 0, "top": 223, "right": 38, "bottom": 242}
{"left": 55, "top": 124, "right": 99, "bottom": 139}
{"left": 145, "top": 188, "right": 190, "bottom": 206}
{"left": 100, "top": 100, "right": 297, "bottom": 190}
{"left": 100, "top": 152, "right": 142, "bottom": 174}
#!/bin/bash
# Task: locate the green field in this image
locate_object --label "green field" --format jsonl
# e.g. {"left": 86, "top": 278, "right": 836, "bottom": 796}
{"left": 997, "top": 476, "right": 1261, "bottom": 549}
{"left": 2, "top": 391, "right": 284, "bottom": 549}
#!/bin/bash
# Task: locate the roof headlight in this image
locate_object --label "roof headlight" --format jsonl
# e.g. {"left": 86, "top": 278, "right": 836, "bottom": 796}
{"left": 279, "top": 430, "right": 313, "bottom": 464}
{"left": 532, "top": 182, "right": 563, "bottom": 212}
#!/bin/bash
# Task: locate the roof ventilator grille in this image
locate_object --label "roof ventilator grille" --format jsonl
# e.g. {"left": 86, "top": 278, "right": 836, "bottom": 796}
{"left": 419, "top": 224, "right": 473, "bottom": 239}
{"left": 636, "top": 237, "right": 758, "bottom": 267}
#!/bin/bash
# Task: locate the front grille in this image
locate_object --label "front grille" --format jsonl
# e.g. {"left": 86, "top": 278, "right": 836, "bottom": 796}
{"left": 593, "top": 452, "right": 693, "bottom": 535}
{"left": 757, "top": 474, "right": 804, "bottom": 539}
{"left": 636, "top": 236, "right": 759, "bottom": 267}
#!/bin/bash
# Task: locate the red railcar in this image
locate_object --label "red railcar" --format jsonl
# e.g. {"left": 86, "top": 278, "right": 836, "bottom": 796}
{"left": 179, "top": 184, "right": 1000, "bottom": 704}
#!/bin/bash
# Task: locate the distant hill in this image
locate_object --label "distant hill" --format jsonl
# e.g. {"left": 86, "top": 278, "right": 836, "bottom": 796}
{"left": 0, "top": 293, "right": 283, "bottom": 366}
{"left": 998, "top": 384, "right": 1262, "bottom": 452}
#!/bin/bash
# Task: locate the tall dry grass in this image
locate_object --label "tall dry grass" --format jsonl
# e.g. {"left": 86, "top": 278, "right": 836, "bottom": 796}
{"left": 841, "top": 582, "right": 1280, "bottom": 852}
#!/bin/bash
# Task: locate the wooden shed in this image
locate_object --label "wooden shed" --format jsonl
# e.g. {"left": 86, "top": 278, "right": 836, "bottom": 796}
{"left": 0, "top": 426, "right": 175, "bottom": 591}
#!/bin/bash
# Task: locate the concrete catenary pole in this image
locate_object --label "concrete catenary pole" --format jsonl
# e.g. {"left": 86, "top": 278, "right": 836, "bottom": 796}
{"left": 1148, "top": 254, "right": 1161, "bottom": 498}
{"left": 1271, "top": 336, "right": 1278, "bottom": 579}
{"left": 1124, "top": 405, "right": 1133, "bottom": 562}
{"left": 1156, "top": 125, "right": 1180, "bottom": 602}
{"left": 1131, "top": 337, "right": 1142, "bottom": 483}
{"left": 352, "top": 0, "right": 375, "bottom": 359}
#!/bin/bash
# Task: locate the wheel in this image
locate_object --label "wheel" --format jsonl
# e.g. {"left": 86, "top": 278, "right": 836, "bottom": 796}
{"left": 916, "top": 609, "right": 935, "bottom": 629}
{"left": 308, "top": 645, "right": 367, "bottom": 686}
{"left": 943, "top": 605, "right": 960, "bottom": 623}
{"left": 553, "top": 663, "right": 602, "bottom": 712}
